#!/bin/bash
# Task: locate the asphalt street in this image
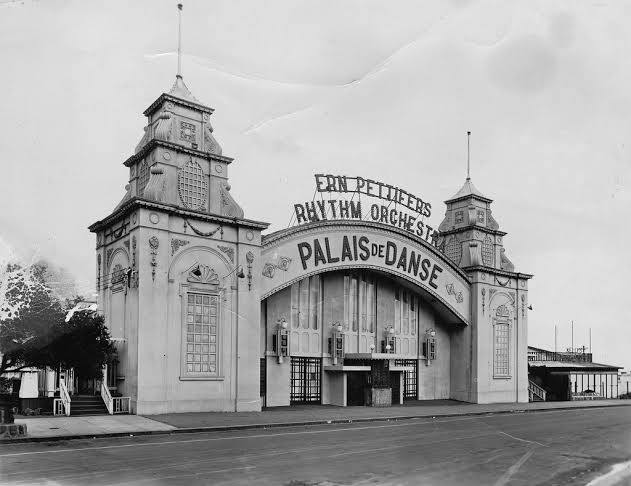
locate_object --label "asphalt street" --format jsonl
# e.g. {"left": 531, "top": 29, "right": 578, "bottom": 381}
{"left": 1, "top": 406, "right": 630, "bottom": 485}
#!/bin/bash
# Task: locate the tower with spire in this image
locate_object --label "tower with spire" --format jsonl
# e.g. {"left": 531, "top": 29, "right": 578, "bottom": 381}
{"left": 436, "top": 135, "right": 533, "bottom": 403}
{"left": 89, "top": 5, "right": 268, "bottom": 414}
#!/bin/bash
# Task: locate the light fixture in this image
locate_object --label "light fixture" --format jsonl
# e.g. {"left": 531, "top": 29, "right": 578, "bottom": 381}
{"left": 223, "top": 265, "right": 246, "bottom": 280}
{"left": 278, "top": 317, "right": 288, "bottom": 329}
{"left": 528, "top": 305, "right": 533, "bottom": 311}
{"left": 385, "top": 344, "right": 391, "bottom": 351}
{"left": 426, "top": 329, "right": 436, "bottom": 337}
{"left": 335, "top": 322, "right": 343, "bottom": 333}
{"left": 369, "top": 343, "right": 375, "bottom": 352}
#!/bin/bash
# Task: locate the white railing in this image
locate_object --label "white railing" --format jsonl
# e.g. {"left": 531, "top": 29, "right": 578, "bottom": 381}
{"left": 101, "top": 366, "right": 131, "bottom": 414}
{"left": 54, "top": 378, "right": 71, "bottom": 416}
{"left": 112, "top": 397, "right": 131, "bottom": 414}
{"left": 528, "top": 380, "right": 547, "bottom": 402}
{"left": 100, "top": 379, "right": 114, "bottom": 414}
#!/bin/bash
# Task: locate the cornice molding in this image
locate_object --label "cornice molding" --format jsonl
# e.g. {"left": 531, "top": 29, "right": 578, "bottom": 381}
{"left": 463, "top": 265, "right": 534, "bottom": 280}
{"left": 123, "top": 139, "right": 234, "bottom": 168}
{"left": 143, "top": 93, "right": 214, "bottom": 117}
{"left": 88, "top": 197, "right": 269, "bottom": 233}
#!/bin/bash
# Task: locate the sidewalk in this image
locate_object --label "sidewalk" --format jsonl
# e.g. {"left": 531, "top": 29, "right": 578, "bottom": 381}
{"left": 8, "top": 399, "right": 631, "bottom": 443}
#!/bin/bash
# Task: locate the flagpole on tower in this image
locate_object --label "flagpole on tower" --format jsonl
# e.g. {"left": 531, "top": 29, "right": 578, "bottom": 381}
{"left": 466, "top": 131, "right": 471, "bottom": 181}
{"left": 177, "top": 3, "right": 183, "bottom": 78}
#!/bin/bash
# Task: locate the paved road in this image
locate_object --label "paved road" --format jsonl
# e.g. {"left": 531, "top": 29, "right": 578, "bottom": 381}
{"left": 1, "top": 407, "right": 630, "bottom": 485}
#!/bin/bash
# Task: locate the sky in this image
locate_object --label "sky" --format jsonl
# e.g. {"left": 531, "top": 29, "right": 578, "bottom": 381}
{"left": 0, "top": 0, "right": 630, "bottom": 370}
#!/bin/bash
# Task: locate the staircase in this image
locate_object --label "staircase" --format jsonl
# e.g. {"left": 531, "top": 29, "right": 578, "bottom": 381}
{"left": 528, "top": 380, "right": 547, "bottom": 402}
{"left": 70, "top": 395, "right": 109, "bottom": 416}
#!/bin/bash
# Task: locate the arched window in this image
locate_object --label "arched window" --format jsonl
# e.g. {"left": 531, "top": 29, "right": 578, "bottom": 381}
{"left": 178, "top": 159, "right": 208, "bottom": 210}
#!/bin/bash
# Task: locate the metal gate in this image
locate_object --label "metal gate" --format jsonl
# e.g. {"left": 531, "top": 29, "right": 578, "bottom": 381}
{"left": 260, "top": 358, "right": 267, "bottom": 407}
{"left": 290, "top": 357, "right": 322, "bottom": 404}
{"left": 395, "top": 359, "right": 418, "bottom": 400}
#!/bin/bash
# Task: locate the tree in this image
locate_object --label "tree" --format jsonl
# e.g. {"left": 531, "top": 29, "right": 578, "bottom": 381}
{"left": 49, "top": 311, "right": 115, "bottom": 380}
{"left": 0, "top": 261, "right": 66, "bottom": 375}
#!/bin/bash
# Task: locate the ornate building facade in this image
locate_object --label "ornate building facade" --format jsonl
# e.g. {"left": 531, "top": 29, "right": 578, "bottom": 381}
{"left": 90, "top": 76, "right": 532, "bottom": 414}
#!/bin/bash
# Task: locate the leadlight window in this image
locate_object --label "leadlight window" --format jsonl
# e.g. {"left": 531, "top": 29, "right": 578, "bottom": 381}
{"left": 482, "top": 235, "right": 494, "bottom": 267}
{"left": 493, "top": 322, "right": 510, "bottom": 378}
{"left": 137, "top": 161, "right": 149, "bottom": 196}
{"left": 445, "top": 236, "right": 462, "bottom": 264}
{"left": 177, "top": 159, "right": 208, "bottom": 210}
{"left": 185, "top": 293, "right": 218, "bottom": 374}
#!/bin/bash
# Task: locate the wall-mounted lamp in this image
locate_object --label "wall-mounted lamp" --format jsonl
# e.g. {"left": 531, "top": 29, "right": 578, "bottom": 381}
{"left": 223, "top": 265, "right": 246, "bottom": 280}
{"left": 330, "top": 322, "right": 345, "bottom": 365}
{"left": 424, "top": 328, "right": 437, "bottom": 365}
{"left": 382, "top": 325, "right": 396, "bottom": 353}
{"left": 273, "top": 317, "right": 289, "bottom": 364}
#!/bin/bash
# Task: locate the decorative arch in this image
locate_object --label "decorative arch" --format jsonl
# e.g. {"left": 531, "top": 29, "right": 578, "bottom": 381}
{"left": 260, "top": 220, "right": 471, "bottom": 325}
{"left": 168, "top": 245, "right": 234, "bottom": 287}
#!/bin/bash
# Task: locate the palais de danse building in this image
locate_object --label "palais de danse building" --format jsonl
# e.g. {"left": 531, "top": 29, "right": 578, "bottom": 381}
{"left": 89, "top": 74, "right": 532, "bottom": 414}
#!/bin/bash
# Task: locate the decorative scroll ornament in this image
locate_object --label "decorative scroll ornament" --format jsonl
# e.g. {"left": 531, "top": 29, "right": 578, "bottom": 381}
{"left": 187, "top": 264, "right": 219, "bottom": 286}
{"left": 106, "top": 248, "right": 114, "bottom": 267}
{"left": 135, "top": 125, "right": 150, "bottom": 153}
{"left": 261, "top": 256, "right": 291, "bottom": 279}
{"left": 123, "top": 239, "right": 130, "bottom": 251}
{"left": 154, "top": 110, "right": 173, "bottom": 141}
{"left": 219, "top": 182, "right": 244, "bottom": 219}
{"left": 130, "top": 236, "right": 138, "bottom": 288}
{"left": 496, "top": 304, "right": 510, "bottom": 318}
{"left": 445, "top": 283, "right": 463, "bottom": 304}
{"left": 499, "top": 248, "right": 515, "bottom": 272}
{"left": 149, "top": 236, "right": 159, "bottom": 282}
{"left": 97, "top": 254, "right": 102, "bottom": 290}
{"left": 262, "top": 263, "right": 276, "bottom": 279}
{"left": 203, "top": 123, "right": 222, "bottom": 155}
{"left": 481, "top": 287, "right": 486, "bottom": 315}
{"left": 171, "top": 238, "right": 190, "bottom": 256}
{"left": 144, "top": 167, "right": 168, "bottom": 203}
{"left": 246, "top": 251, "right": 254, "bottom": 291}
{"left": 218, "top": 245, "right": 235, "bottom": 263}
{"left": 184, "top": 219, "right": 222, "bottom": 239}
{"left": 521, "top": 293, "right": 526, "bottom": 318}
{"left": 276, "top": 256, "right": 292, "bottom": 272}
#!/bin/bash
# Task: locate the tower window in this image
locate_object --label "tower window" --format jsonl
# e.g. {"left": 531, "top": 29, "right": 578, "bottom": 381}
{"left": 178, "top": 159, "right": 208, "bottom": 210}
{"left": 137, "top": 161, "right": 149, "bottom": 196}
{"left": 184, "top": 293, "right": 219, "bottom": 375}
{"left": 493, "top": 321, "right": 511, "bottom": 378}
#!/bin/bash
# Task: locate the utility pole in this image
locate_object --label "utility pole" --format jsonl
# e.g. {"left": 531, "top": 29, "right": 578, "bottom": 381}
{"left": 571, "top": 320, "right": 574, "bottom": 352}
{"left": 554, "top": 324, "right": 557, "bottom": 354}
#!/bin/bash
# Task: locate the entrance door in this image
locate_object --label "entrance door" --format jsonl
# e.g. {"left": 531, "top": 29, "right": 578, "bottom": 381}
{"left": 290, "top": 357, "right": 322, "bottom": 404}
{"left": 347, "top": 372, "right": 369, "bottom": 406}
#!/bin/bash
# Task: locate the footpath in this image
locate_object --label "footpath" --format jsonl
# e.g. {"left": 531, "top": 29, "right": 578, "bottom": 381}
{"left": 6, "top": 399, "right": 631, "bottom": 444}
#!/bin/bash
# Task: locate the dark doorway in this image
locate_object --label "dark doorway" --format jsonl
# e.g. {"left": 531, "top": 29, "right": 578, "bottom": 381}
{"left": 290, "top": 357, "right": 322, "bottom": 404}
{"left": 391, "top": 372, "right": 401, "bottom": 405}
{"left": 347, "top": 372, "right": 369, "bottom": 406}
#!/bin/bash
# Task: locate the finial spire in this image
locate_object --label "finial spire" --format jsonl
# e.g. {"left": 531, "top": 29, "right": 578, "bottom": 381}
{"left": 177, "top": 3, "right": 183, "bottom": 78}
{"left": 466, "top": 131, "right": 471, "bottom": 181}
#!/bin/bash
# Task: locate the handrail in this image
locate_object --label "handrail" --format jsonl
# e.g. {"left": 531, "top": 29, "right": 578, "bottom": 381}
{"left": 101, "top": 380, "right": 114, "bottom": 414}
{"left": 101, "top": 367, "right": 113, "bottom": 414}
{"left": 528, "top": 380, "right": 546, "bottom": 401}
{"left": 59, "top": 377, "right": 71, "bottom": 416}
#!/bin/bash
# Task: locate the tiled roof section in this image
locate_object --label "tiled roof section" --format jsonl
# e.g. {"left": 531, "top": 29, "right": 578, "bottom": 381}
{"left": 169, "top": 75, "right": 199, "bottom": 104}
{"left": 446, "top": 178, "right": 492, "bottom": 203}
{"left": 528, "top": 360, "right": 621, "bottom": 370}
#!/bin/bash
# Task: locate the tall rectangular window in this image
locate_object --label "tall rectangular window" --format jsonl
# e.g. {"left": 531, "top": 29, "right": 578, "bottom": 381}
{"left": 493, "top": 322, "right": 510, "bottom": 378}
{"left": 185, "top": 293, "right": 218, "bottom": 374}
{"left": 350, "top": 275, "right": 358, "bottom": 331}
{"left": 366, "top": 276, "right": 375, "bottom": 333}
{"left": 308, "top": 275, "right": 320, "bottom": 330}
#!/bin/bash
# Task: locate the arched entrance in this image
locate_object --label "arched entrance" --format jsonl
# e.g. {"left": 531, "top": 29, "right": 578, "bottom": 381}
{"left": 259, "top": 221, "right": 471, "bottom": 407}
